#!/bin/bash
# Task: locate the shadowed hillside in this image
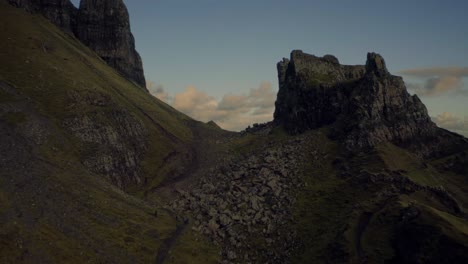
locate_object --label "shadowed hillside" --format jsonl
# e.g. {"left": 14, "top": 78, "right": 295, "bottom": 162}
{"left": 0, "top": 2, "right": 223, "bottom": 262}
{"left": 1, "top": 1, "right": 467, "bottom": 263}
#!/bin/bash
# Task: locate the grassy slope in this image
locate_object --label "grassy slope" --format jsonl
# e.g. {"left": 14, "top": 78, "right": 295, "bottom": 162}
{"left": 291, "top": 131, "right": 468, "bottom": 263}
{"left": 0, "top": 2, "right": 219, "bottom": 263}
{"left": 0, "top": 0, "right": 195, "bottom": 190}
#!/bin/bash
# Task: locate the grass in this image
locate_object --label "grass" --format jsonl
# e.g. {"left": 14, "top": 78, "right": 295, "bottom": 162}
{"left": 0, "top": 190, "right": 9, "bottom": 212}
{"left": 305, "top": 72, "right": 335, "bottom": 87}
{"left": 400, "top": 194, "right": 468, "bottom": 236}
{"left": 359, "top": 201, "right": 400, "bottom": 263}
{"left": 166, "top": 225, "right": 220, "bottom": 264}
{"left": 229, "top": 126, "right": 290, "bottom": 156}
{"left": 291, "top": 130, "right": 358, "bottom": 262}
{"left": 291, "top": 132, "right": 468, "bottom": 263}
{"left": 2, "top": 112, "right": 27, "bottom": 124}
{"left": 376, "top": 143, "right": 443, "bottom": 187}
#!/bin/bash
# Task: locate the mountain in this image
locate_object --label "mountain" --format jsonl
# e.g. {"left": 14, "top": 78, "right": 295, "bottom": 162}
{"left": 1, "top": 1, "right": 467, "bottom": 263}
{"left": 7, "top": 0, "right": 146, "bottom": 88}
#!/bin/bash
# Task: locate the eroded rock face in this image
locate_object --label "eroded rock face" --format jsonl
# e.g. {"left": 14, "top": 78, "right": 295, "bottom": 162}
{"left": 274, "top": 50, "right": 367, "bottom": 134}
{"left": 76, "top": 0, "right": 146, "bottom": 88}
{"left": 8, "top": 0, "right": 147, "bottom": 89}
{"left": 273, "top": 50, "right": 464, "bottom": 155}
{"left": 63, "top": 108, "right": 148, "bottom": 189}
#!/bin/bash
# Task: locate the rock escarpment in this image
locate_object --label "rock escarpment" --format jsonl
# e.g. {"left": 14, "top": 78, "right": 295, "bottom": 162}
{"left": 274, "top": 50, "right": 466, "bottom": 156}
{"left": 76, "top": 0, "right": 146, "bottom": 88}
{"left": 7, "top": 0, "right": 146, "bottom": 89}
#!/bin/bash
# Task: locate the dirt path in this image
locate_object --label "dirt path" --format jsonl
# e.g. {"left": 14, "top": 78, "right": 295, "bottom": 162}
{"left": 150, "top": 122, "right": 235, "bottom": 200}
{"left": 152, "top": 124, "right": 234, "bottom": 263}
{"left": 355, "top": 211, "right": 373, "bottom": 260}
{"left": 355, "top": 198, "right": 394, "bottom": 262}
{"left": 155, "top": 218, "right": 188, "bottom": 264}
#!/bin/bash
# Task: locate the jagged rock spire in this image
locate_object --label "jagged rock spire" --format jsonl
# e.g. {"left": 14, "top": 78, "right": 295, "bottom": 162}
{"left": 366, "top": 52, "right": 389, "bottom": 77}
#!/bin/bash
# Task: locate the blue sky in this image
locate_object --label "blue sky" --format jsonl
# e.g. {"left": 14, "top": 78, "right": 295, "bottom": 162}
{"left": 71, "top": 0, "right": 468, "bottom": 133}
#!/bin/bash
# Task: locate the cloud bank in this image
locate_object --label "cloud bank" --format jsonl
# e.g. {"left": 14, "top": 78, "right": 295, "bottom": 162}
{"left": 399, "top": 67, "right": 468, "bottom": 96}
{"left": 147, "top": 82, "right": 276, "bottom": 131}
{"left": 146, "top": 81, "right": 171, "bottom": 103}
{"left": 432, "top": 112, "right": 468, "bottom": 136}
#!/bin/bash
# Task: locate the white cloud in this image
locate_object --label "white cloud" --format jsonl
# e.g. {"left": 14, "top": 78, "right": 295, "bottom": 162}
{"left": 147, "top": 81, "right": 170, "bottom": 103}
{"left": 432, "top": 112, "right": 468, "bottom": 137}
{"left": 399, "top": 67, "right": 468, "bottom": 78}
{"left": 399, "top": 67, "right": 468, "bottom": 97}
{"left": 172, "top": 85, "right": 224, "bottom": 121}
{"left": 147, "top": 81, "right": 276, "bottom": 131}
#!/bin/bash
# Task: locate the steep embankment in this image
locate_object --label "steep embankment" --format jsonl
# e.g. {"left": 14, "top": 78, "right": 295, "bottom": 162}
{"left": 0, "top": 2, "right": 220, "bottom": 263}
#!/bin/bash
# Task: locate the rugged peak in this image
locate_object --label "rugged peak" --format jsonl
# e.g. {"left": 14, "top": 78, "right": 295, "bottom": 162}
{"left": 273, "top": 50, "right": 464, "bottom": 156}
{"left": 289, "top": 50, "right": 339, "bottom": 71}
{"left": 290, "top": 50, "right": 338, "bottom": 65}
{"left": 7, "top": 0, "right": 147, "bottom": 90}
{"left": 365, "top": 52, "right": 388, "bottom": 77}
{"left": 76, "top": 0, "right": 146, "bottom": 89}
{"left": 277, "top": 57, "right": 290, "bottom": 87}
{"left": 323, "top": 54, "right": 340, "bottom": 64}
{"left": 79, "top": 0, "right": 125, "bottom": 9}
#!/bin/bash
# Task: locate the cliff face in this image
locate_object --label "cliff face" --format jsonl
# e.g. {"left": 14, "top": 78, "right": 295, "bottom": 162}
{"left": 7, "top": 0, "right": 147, "bottom": 89}
{"left": 274, "top": 50, "right": 466, "bottom": 155}
{"left": 76, "top": 0, "right": 146, "bottom": 88}
{"left": 274, "top": 50, "right": 367, "bottom": 133}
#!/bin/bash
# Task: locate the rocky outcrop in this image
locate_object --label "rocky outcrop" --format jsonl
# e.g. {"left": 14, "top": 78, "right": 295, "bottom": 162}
{"left": 76, "top": 0, "right": 146, "bottom": 88}
{"left": 274, "top": 50, "right": 367, "bottom": 134}
{"left": 63, "top": 109, "right": 148, "bottom": 189}
{"left": 61, "top": 88, "right": 149, "bottom": 189}
{"left": 7, "top": 0, "right": 147, "bottom": 89}
{"left": 274, "top": 50, "right": 467, "bottom": 155}
{"left": 169, "top": 134, "right": 316, "bottom": 263}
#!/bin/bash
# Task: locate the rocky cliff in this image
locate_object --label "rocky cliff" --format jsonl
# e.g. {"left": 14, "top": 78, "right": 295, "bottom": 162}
{"left": 274, "top": 50, "right": 467, "bottom": 156}
{"left": 76, "top": 0, "right": 146, "bottom": 88}
{"left": 7, "top": 0, "right": 147, "bottom": 89}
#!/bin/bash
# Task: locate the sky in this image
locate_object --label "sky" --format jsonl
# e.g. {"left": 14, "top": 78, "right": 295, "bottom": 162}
{"left": 71, "top": 0, "right": 468, "bottom": 134}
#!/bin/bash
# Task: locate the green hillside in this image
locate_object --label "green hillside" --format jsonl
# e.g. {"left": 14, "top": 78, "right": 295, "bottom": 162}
{"left": 0, "top": 2, "right": 219, "bottom": 263}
